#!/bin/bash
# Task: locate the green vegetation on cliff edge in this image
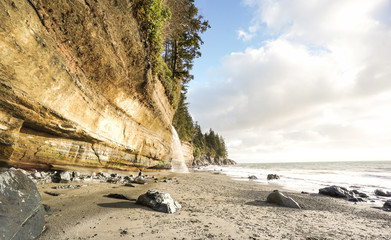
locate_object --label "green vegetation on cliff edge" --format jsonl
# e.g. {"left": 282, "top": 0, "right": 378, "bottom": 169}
{"left": 132, "top": 0, "right": 228, "bottom": 159}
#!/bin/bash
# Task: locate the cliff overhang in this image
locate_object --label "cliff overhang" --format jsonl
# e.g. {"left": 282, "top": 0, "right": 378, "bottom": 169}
{"left": 0, "top": 0, "right": 176, "bottom": 171}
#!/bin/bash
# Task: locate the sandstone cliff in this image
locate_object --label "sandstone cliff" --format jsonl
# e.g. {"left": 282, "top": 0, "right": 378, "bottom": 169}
{"left": 0, "top": 0, "right": 176, "bottom": 171}
{"left": 180, "top": 141, "right": 194, "bottom": 167}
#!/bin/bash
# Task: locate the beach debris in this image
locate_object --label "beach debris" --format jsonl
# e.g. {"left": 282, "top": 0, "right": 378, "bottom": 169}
{"left": 136, "top": 189, "right": 182, "bottom": 213}
{"left": 383, "top": 200, "right": 391, "bottom": 211}
{"left": 248, "top": 175, "right": 258, "bottom": 180}
{"left": 374, "top": 189, "right": 391, "bottom": 197}
{"left": 104, "top": 193, "right": 131, "bottom": 200}
{"left": 124, "top": 183, "right": 136, "bottom": 187}
{"left": 0, "top": 169, "right": 46, "bottom": 240}
{"left": 266, "top": 190, "right": 301, "bottom": 209}
{"left": 267, "top": 174, "right": 280, "bottom": 180}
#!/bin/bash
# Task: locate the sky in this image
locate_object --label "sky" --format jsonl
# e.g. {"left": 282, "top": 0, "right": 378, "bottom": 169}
{"left": 188, "top": 0, "right": 391, "bottom": 163}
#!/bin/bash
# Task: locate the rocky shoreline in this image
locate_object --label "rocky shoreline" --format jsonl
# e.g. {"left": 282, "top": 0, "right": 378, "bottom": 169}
{"left": 192, "top": 155, "right": 237, "bottom": 167}
{"left": 1, "top": 167, "right": 391, "bottom": 239}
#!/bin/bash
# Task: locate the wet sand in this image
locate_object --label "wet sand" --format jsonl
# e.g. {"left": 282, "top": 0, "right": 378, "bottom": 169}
{"left": 37, "top": 171, "right": 391, "bottom": 240}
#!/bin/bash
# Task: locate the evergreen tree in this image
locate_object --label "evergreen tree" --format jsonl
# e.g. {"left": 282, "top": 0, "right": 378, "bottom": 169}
{"left": 164, "top": 0, "right": 210, "bottom": 83}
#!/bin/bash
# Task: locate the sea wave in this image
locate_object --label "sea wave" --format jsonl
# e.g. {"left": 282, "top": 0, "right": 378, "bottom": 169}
{"left": 197, "top": 161, "right": 391, "bottom": 207}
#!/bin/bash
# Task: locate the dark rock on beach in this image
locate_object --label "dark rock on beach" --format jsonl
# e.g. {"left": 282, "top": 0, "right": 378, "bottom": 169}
{"left": 0, "top": 169, "right": 46, "bottom": 240}
{"left": 352, "top": 190, "right": 369, "bottom": 198}
{"left": 266, "top": 190, "right": 301, "bottom": 209}
{"left": 319, "top": 186, "right": 353, "bottom": 198}
{"left": 383, "top": 200, "right": 391, "bottom": 211}
{"left": 136, "top": 189, "right": 181, "bottom": 213}
{"left": 267, "top": 174, "right": 280, "bottom": 180}
{"left": 248, "top": 175, "right": 258, "bottom": 180}
{"left": 319, "top": 186, "right": 370, "bottom": 203}
{"left": 374, "top": 189, "right": 391, "bottom": 197}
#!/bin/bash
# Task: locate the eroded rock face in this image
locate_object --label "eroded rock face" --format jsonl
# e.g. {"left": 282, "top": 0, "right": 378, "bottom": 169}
{"left": 0, "top": 0, "right": 175, "bottom": 171}
{"left": 0, "top": 168, "right": 45, "bottom": 239}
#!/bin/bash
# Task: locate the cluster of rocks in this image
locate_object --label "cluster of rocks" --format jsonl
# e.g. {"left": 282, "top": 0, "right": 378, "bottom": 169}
{"left": 319, "top": 185, "right": 369, "bottom": 202}
{"left": 267, "top": 174, "right": 280, "bottom": 180}
{"left": 319, "top": 185, "right": 391, "bottom": 211}
{"left": 0, "top": 167, "right": 183, "bottom": 240}
{"left": 17, "top": 168, "right": 160, "bottom": 186}
{"left": 248, "top": 174, "right": 280, "bottom": 180}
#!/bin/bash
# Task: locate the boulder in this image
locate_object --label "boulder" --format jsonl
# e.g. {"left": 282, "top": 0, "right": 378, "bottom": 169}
{"left": 318, "top": 186, "right": 353, "bottom": 198}
{"left": 133, "top": 176, "right": 147, "bottom": 185}
{"left": 266, "top": 190, "right": 301, "bottom": 209}
{"left": 352, "top": 190, "right": 369, "bottom": 198}
{"left": 248, "top": 175, "right": 258, "bottom": 180}
{"left": 53, "top": 171, "right": 72, "bottom": 183}
{"left": 383, "top": 200, "right": 391, "bottom": 211}
{"left": 124, "top": 176, "right": 134, "bottom": 183}
{"left": 267, "top": 174, "right": 280, "bottom": 180}
{"left": 0, "top": 169, "right": 46, "bottom": 239}
{"left": 136, "top": 190, "right": 181, "bottom": 213}
{"left": 374, "top": 189, "right": 391, "bottom": 197}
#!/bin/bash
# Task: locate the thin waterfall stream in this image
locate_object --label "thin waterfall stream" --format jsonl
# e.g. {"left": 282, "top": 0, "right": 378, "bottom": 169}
{"left": 171, "top": 126, "right": 189, "bottom": 173}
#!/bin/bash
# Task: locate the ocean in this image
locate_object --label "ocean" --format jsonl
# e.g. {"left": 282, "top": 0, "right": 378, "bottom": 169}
{"left": 199, "top": 161, "right": 391, "bottom": 206}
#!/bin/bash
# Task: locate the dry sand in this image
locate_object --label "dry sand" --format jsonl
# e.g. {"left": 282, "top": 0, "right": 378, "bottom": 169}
{"left": 37, "top": 171, "right": 391, "bottom": 240}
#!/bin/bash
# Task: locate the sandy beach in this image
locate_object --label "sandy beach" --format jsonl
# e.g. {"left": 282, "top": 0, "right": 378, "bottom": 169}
{"left": 37, "top": 171, "right": 391, "bottom": 240}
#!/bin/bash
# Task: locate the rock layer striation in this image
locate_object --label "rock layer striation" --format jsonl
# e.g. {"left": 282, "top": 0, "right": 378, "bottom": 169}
{"left": 0, "top": 0, "right": 175, "bottom": 171}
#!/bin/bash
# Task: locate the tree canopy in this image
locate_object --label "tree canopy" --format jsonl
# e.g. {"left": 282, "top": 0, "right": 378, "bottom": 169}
{"left": 133, "top": 0, "right": 228, "bottom": 159}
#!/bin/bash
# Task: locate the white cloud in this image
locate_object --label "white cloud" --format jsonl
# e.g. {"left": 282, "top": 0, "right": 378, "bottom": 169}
{"left": 238, "top": 29, "right": 254, "bottom": 41}
{"left": 189, "top": 0, "right": 391, "bottom": 162}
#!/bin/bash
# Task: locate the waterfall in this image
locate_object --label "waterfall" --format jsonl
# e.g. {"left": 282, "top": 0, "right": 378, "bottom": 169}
{"left": 170, "top": 126, "right": 189, "bottom": 173}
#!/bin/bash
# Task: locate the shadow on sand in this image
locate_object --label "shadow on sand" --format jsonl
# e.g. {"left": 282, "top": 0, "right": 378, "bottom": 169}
{"left": 245, "top": 200, "right": 272, "bottom": 207}
{"left": 97, "top": 201, "right": 155, "bottom": 212}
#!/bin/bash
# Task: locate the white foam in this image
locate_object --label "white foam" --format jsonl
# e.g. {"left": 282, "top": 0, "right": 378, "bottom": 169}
{"left": 203, "top": 162, "right": 391, "bottom": 206}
